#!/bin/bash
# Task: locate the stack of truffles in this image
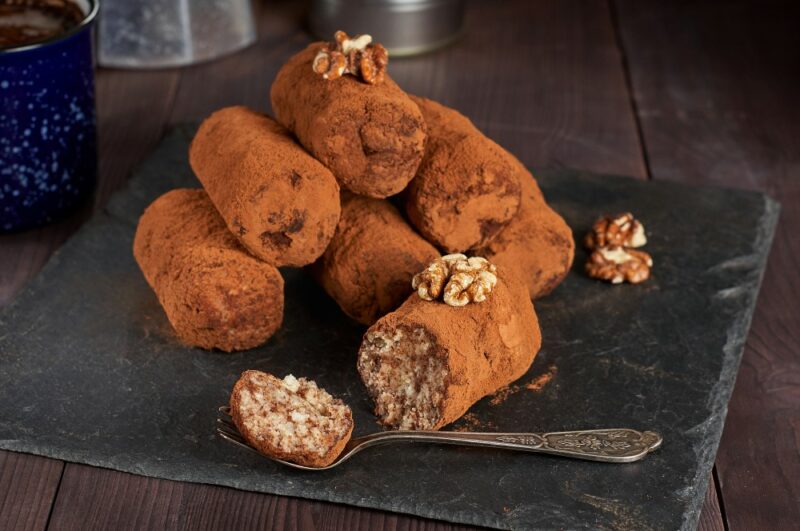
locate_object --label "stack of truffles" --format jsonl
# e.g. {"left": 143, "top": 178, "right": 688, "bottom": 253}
{"left": 133, "top": 32, "right": 575, "bottom": 450}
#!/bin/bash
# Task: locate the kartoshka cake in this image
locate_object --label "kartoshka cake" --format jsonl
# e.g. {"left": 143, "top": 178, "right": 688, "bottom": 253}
{"left": 476, "top": 163, "right": 575, "bottom": 298}
{"left": 229, "top": 370, "right": 354, "bottom": 468}
{"left": 189, "top": 106, "right": 341, "bottom": 267}
{"left": 311, "top": 192, "right": 439, "bottom": 325}
{"left": 404, "top": 96, "right": 522, "bottom": 252}
{"left": 270, "top": 44, "right": 427, "bottom": 198}
{"left": 357, "top": 264, "right": 541, "bottom": 430}
{"left": 133, "top": 189, "right": 284, "bottom": 352}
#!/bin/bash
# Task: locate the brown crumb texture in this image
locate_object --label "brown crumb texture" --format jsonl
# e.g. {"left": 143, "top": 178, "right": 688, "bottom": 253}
{"left": 189, "top": 106, "right": 341, "bottom": 267}
{"left": 357, "top": 267, "right": 541, "bottom": 430}
{"left": 311, "top": 192, "right": 439, "bottom": 325}
{"left": 229, "top": 371, "right": 354, "bottom": 468}
{"left": 404, "top": 96, "right": 522, "bottom": 252}
{"left": 270, "top": 44, "right": 427, "bottom": 198}
{"left": 476, "top": 163, "right": 575, "bottom": 299}
{"left": 133, "top": 189, "right": 284, "bottom": 352}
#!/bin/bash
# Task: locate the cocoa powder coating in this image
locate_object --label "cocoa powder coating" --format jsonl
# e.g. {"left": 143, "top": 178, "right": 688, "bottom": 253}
{"left": 311, "top": 192, "right": 439, "bottom": 325}
{"left": 133, "top": 189, "right": 284, "bottom": 352}
{"left": 270, "top": 44, "right": 427, "bottom": 198}
{"left": 189, "top": 106, "right": 341, "bottom": 267}
{"left": 405, "top": 96, "right": 522, "bottom": 252}
{"left": 358, "top": 267, "right": 541, "bottom": 430}
{"left": 477, "top": 163, "right": 575, "bottom": 299}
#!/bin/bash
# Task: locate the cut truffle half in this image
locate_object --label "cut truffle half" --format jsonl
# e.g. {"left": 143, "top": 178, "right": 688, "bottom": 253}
{"left": 229, "top": 370, "right": 354, "bottom": 467}
{"left": 357, "top": 326, "right": 449, "bottom": 430}
{"left": 357, "top": 265, "right": 541, "bottom": 431}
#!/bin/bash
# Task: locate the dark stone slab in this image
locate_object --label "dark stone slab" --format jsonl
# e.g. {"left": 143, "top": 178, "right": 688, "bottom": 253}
{"left": 0, "top": 126, "right": 779, "bottom": 530}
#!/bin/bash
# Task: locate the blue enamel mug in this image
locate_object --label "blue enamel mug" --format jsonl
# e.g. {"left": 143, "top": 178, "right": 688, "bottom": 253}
{"left": 0, "top": 0, "right": 98, "bottom": 232}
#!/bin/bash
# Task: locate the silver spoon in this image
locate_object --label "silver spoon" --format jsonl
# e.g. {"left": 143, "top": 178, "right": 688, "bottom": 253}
{"left": 216, "top": 406, "right": 662, "bottom": 470}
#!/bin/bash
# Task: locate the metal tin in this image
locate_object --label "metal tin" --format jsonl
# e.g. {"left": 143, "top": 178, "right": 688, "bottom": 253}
{"left": 309, "top": 0, "right": 465, "bottom": 57}
{"left": 97, "top": 0, "right": 257, "bottom": 68}
{"left": 0, "top": 0, "right": 98, "bottom": 232}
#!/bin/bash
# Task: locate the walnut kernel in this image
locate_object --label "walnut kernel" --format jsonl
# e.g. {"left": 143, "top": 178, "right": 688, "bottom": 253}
{"left": 585, "top": 247, "right": 653, "bottom": 284}
{"left": 585, "top": 212, "right": 647, "bottom": 249}
{"left": 412, "top": 254, "right": 498, "bottom": 306}
{"left": 312, "top": 31, "right": 388, "bottom": 84}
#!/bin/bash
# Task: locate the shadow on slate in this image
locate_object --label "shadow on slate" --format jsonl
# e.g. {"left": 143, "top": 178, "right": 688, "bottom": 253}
{"left": 0, "top": 125, "right": 779, "bottom": 530}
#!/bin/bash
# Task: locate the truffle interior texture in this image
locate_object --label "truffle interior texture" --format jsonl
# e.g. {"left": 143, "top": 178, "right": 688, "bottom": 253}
{"left": 358, "top": 327, "right": 448, "bottom": 430}
{"left": 231, "top": 371, "right": 352, "bottom": 466}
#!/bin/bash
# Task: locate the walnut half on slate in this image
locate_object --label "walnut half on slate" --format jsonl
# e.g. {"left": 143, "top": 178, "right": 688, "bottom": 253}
{"left": 585, "top": 212, "right": 653, "bottom": 284}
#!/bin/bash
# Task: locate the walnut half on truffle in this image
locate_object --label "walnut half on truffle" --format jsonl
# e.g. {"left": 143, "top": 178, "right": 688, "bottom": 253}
{"left": 229, "top": 371, "right": 354, "bottom": 468}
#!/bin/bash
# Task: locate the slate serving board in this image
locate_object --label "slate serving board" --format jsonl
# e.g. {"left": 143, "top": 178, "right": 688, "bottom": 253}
{"left": 0, "top": 125, "right": 778, "bottom": 530}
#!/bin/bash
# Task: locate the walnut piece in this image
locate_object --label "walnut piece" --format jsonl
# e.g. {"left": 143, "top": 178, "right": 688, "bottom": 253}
{"left": 412, "top": 254, "right": 498, "bottom": 307}
{"left": 312, "top": 31, "right": 388, "bottom": 84}
{"left": 585, "top": 212, "right": 647, "bottom": 249}
{"left": 585, "top": 247, "right": 653, "bottom": 284}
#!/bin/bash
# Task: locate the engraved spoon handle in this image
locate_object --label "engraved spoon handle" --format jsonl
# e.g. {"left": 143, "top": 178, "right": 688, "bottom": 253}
{"left": 350, "top": 428, "right": 663, "bottom": 463}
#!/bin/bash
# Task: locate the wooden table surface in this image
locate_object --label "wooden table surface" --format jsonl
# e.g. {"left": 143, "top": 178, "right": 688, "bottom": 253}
{"left": 1, "top": 1, "right": 797, "bottom": 529}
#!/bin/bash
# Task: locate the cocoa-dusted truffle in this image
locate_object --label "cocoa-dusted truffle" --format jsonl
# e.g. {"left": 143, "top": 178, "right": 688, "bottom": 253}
{"left": 405, "top": 96, "right": 522, "bottom": 252}
{"left": 189, "top": 106, "right": 340, "bottom": 267}
{"left": 476, "top": 165, "right": 575, "bottom": 298}
{"left": 133, "top": 189, "right": 284, "bottom": 352}
{"left": 357, "top": 266, "right": 541, "bottom": 430}
{"left": 311, "top": 192, "right": 439, "bottom": 325}
{"left": 230, "top": 371, "right": 354, "bottom": 468}
{"left": 270, "top": 44, "right": 427, "bottom": 198}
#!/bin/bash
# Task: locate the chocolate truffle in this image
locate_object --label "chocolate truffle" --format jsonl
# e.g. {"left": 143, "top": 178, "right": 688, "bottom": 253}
{"left": 270, "top": 44, "right": 427, "bottom": 198}
{"left": 311, "top": 192, "right": 439, "bottom": 325}
{"left": 405, "top": 96, "right": 522, "bottom": 252}
{"left": 133, "top": 189, "right": 284, "bottom": 352}
{"left": 189, "top": 106, "right": 341, "bottom": 267}
{"left": 357, "top": 267, "right": 541, "bottom": 430}
{"left": 229, "top": 371, "right": 354, "bottom": 468}
{"left": 476, "top": 164, "right": 575, "bottom": 298}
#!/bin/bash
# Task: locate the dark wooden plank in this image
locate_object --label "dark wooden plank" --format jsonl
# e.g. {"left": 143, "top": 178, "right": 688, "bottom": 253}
{"left": 0, "top": 452, "right": 63, "bottom": 531}
{"left": 93, "top": 69, "right": 181, "bottom": 206}
{"left": 48, "top": 466, "right": 478, "bottom": 530}
{"left": 390, "top": 0, "right": 647, "bottom": 179}
{"left": 47, "top": 466, "right": 184, "bottom": 530}
{"left": 697, "top": 472, "right": 725, "bottom": 531}
{"left": 614, "top": 1, "right": 800, "bottom": 529}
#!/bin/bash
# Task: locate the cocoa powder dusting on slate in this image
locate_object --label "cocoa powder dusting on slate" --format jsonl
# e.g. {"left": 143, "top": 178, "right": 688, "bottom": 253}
{"left": 452, "top": 412, "right": 496, "bottom": 432}
{"left": 489, "top": 364, "right": 558, "bottom": 405}
{"left": 526, "top": 364, "right": 557, "bottom": 391}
